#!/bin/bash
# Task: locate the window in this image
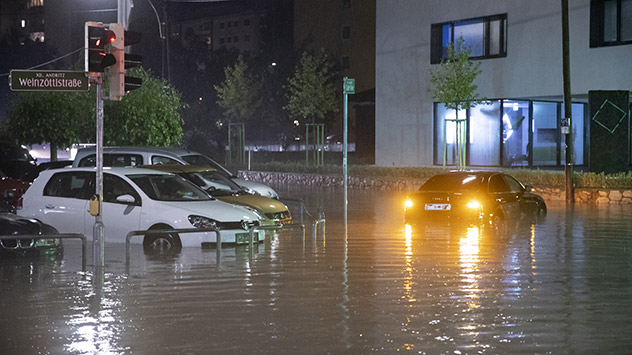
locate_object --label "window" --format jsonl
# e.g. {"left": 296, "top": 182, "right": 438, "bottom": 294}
{"left": 151, "top": 155, "right": 181, "bottom": 165}
{"left": 78, "top": 154, "right": 143, "bottom": 167}
{"left": 341, "top": 55, "right": 351, "bottom": 69}
{"left": 591, "top": 0, "right": 632, "bottom": 47}
{"left": 244, "top": 19, "right": 250, "bottom": 26}
{"left": 434, "top": 100, "right": 586, "bottom": 168}
{"left": 104, "top": 174, "right": 141, "bottom": 205}
{"left": 431, "top": 14, "right": 507, "bottom": 64}
{"left": 44, "top": 172, "right": 93, "bottom": 199}
{"left": 219, "top": 22, "right": 225, "bottom": 29}
{"left": 342, "top": 25, "right": 351, "bottom": 40}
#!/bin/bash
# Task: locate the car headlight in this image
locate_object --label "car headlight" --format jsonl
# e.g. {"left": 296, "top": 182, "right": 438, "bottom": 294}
{"left": 241, "top": 219, "right": 259, "bottom": 230}
{"left": 35, "top": 238, "right": 60, "bottom": 247}
{"left": 188, "top": 215, "right": 218, "bottom": 229}
{"left": 243, "top": 187, "right": 259, "bottom": 195}
{"left": 243, "top": 206, "right": 264, "bottom": 220}
{"left": 466, "top": 200, "right": 482, "bottom": 210}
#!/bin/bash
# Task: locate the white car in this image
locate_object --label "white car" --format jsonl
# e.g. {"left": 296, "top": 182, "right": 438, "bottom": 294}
{"left": 17, "top": 167, "right": 264, "bottom": 250}
{"left": 72, "top": 146, "right": 279, "bottom": 199}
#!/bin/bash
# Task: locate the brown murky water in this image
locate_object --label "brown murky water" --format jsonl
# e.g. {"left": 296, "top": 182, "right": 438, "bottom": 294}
{"left": 1, "top": 184, "right": 632, "bottom": 354}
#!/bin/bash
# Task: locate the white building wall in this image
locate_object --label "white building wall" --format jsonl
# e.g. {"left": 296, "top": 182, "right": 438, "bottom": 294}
{"left": 376, "top": 0, "right": 632, "bottom": 167}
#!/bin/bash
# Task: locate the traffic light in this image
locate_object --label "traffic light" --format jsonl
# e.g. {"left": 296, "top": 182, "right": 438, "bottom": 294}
{"left": 85, "top": 22, "right": 117, "bottom": 73}
{"left": 108, "top": 23, "right": 143, "bottom": 100}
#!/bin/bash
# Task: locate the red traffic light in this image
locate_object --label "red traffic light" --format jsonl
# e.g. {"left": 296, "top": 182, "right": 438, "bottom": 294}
{"left": 96, "top": 30, "right": 116, "bottom": 47}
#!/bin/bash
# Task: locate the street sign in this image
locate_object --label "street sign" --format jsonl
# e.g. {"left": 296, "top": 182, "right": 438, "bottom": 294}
{"left": 9, "top": 70, "right": 89, "bottom": 92}
{"left": 344, "top": 78, "right": 355, "bottom": 94}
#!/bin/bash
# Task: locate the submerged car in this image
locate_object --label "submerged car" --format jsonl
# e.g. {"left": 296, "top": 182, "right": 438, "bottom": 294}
{"left": 72, "top": 146, "right": 279, "bottom": 199}
{"left": 141, "top": 165, "right": 292, "bottom": 227}
{"left": 17, "top": 167, "right": 264, "bottom": 250}
{"left": 404, "top": 171, "right": 547, "bottom": 229}
{"left": 0, "top": 203, "right": 62, "bottom": 254}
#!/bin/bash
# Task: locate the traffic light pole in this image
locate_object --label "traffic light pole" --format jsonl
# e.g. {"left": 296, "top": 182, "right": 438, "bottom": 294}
{"left": 92, "top": 74, "right": 105, "bottom": 273}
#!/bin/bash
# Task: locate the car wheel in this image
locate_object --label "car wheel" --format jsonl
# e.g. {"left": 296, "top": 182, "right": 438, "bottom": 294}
{"left": 143, "top": 226, "right": 182, "bottom": 253}
{"left": 487, "top": 212, "right": 505, "bottom": 235}
{"left": 535, "top": 204, "right": 547, "bottom": 222}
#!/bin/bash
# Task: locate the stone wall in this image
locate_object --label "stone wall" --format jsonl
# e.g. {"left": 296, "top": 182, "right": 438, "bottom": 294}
{"left": 239, "top": 171, "right": 632, "bottom": 205}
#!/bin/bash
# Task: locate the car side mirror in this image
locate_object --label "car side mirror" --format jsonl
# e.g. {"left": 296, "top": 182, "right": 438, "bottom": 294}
{"left": 116, "top": 194, "right": 136, "bottom": 204}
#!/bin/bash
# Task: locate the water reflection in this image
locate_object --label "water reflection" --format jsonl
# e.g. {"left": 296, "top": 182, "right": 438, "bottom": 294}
{"left": 3, "top": 189, "right": 632, "bottom": 354}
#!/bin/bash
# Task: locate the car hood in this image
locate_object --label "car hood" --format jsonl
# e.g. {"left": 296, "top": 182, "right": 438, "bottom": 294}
{"left": 0, "top": 213, "right": 51, "bottom": 235}
{"left": 215, "top": 194, "right": 288, "bottom": 214}
{"left": 232, "top": 178, "right": 279, "bottom": 199}
{"left": 156, "top": 199, "right": 260, "bottom": 223}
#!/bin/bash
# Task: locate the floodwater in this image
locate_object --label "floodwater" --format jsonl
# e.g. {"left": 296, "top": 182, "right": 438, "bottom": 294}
{"left": 2, "top": 184, "right": 632, "bottom": 354}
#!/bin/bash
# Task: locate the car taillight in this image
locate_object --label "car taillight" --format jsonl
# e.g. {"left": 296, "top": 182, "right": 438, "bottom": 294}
{"left": 16, "top": 196, "right": 23, "bottom": 210}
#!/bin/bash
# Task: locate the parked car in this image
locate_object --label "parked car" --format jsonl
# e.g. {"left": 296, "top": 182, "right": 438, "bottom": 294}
{"left": 17, "top": 167, "right": 264, "bottom": 250}
{"left": 142, "top": 165, "right": 292, "bottom": 227}
{"left": 22, "top": 160, "right": 73, "bottom": 182}
{"left": 0, "top": 174, "right": 31, "bottom": 212}
{"left": 0, "top": 141, "right": 37, "bottom": 180}
{"left": 404, "top": 171, "right": 547, "bottom": 230}
{"left": 72, "top": 146, "right": 279, "bottom": 199}
{"left": 0, "top": 203, "right": 62, "bottom": 254}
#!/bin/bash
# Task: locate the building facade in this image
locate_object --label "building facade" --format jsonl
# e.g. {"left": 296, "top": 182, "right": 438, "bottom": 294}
{"left": 376, "top": 0, "right": 632, "bottom": 170}
{"left": 294, "top": 0, "right": 376, "bottom": 160}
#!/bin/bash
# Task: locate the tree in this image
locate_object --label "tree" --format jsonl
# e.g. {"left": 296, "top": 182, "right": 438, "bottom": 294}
{"left": 284, "top": 50, "right": 338, "bottom": 125}
{"left": 104, "top": 67, "right": 185, "bottom": 146}
{"left": 1, "top": 91, "right": 93, "bottom": 161}
{"left": 214, "top": 55, "right": 261, "bottom": 124}
{"left": 429, "top": 37, "right": 486, "bottom": 170}
{"left": 1, "top": 68, "right": 185, "bottom": 160}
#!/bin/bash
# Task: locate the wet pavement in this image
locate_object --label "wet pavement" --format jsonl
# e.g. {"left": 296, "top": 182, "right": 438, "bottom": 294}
{"left": 2, "top": 184, "right": 632, "bottom": 354}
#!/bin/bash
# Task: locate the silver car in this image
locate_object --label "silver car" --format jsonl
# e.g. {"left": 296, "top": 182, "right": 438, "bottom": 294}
{"left": 72, "top": 146, "right": 279, "bottom": 199}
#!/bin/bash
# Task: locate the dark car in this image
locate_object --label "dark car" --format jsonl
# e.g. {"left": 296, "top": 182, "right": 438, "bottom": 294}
{"left": 404, "top": 171, "right": 547, "bottom": 230}
{"left": 0, "top": 204, "right": 62, "bottom": 254}
{"left": 0, "top": 142, "right": 37, "bottom": 180}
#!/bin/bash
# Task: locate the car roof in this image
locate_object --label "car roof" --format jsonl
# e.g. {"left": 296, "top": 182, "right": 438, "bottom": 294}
{"left": 40, "top": 166, "right": 174, "bottom": 177}
{"left": 139, "top": 164, "right": 217, "bottom": 174}
{"left": 76, "top": 146, "right": 202, "bottom": 156}
{"left": 433, "top": 170, "right": 501, "bottom": 178}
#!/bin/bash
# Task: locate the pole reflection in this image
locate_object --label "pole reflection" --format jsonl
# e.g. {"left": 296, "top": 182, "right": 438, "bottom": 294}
{"left": 66, "top": 273, "right": 123, "bottom": 354}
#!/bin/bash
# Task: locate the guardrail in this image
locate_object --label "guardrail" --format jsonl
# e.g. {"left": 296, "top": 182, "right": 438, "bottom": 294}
{"left": 313, "top": 211, "right": 326, "bottom": 239}
{"left": 125, "top": 227, "right": 222, "bottom": 269}
{"left": 0, "top": 233, "right": 87, "bottom": 271}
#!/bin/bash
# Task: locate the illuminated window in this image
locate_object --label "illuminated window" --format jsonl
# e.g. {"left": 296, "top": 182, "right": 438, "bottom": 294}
{"left": 431, "top": 14, "right": 507, "bottom": 64}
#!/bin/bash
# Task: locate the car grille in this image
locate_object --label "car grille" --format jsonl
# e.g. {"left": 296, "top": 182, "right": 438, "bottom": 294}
{"left": 0, "top": 238, "right": 35, "bottom": 250}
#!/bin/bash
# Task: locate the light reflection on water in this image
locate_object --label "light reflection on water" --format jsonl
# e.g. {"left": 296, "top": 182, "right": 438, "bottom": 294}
{"left": 1, "top": 186, "right": 632, "bottom": 354}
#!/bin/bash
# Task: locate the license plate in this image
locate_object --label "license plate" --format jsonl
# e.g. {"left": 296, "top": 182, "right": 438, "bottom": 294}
{"left": 236, "top": 233, "right": 250, "bottom": 244}
{"left": 425, "top": 203, "right": 451, "bottom": 211}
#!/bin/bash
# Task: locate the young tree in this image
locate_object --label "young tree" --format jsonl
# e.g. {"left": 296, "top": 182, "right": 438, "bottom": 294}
{"left": 429, "top": 37, "right": 486, "bottom": 170}
{"left": 214, "top": 55, "right": 261, "bottom": 124}
{"left": 284, "top": 50, "right": 338, "bottom": 125}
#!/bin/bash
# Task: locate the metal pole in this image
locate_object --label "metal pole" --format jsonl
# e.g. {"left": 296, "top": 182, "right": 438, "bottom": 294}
{"left": 343, "top": 78, "right": 349, "bottom": 236}
{"left": 561, "top": 0, "right": 574, "bottom": 202}
{"left": 94, "top": 76, "right": 105, "bottom": 272}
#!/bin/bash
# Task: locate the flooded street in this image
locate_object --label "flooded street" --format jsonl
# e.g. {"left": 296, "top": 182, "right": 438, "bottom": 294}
{"left": 2, "top": 184, "right": 632, "bottom": 354}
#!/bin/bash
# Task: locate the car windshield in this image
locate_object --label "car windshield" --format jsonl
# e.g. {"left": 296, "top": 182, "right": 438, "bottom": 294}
{"left": 181, "top": 154, "right": 233, "bottom": 176}
{"left": 180, "top": 171, "right": 244, "bottom": 197}
{"left": 127, "top": 173, "right": 212, "bottom": 201}
{"left": 419, "top": 174, "right": 484, "bottom": 192}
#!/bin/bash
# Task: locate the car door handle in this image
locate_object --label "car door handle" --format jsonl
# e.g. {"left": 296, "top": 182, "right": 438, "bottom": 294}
{"left": 45, "top": 204, "right": 56, "bottom": 209}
